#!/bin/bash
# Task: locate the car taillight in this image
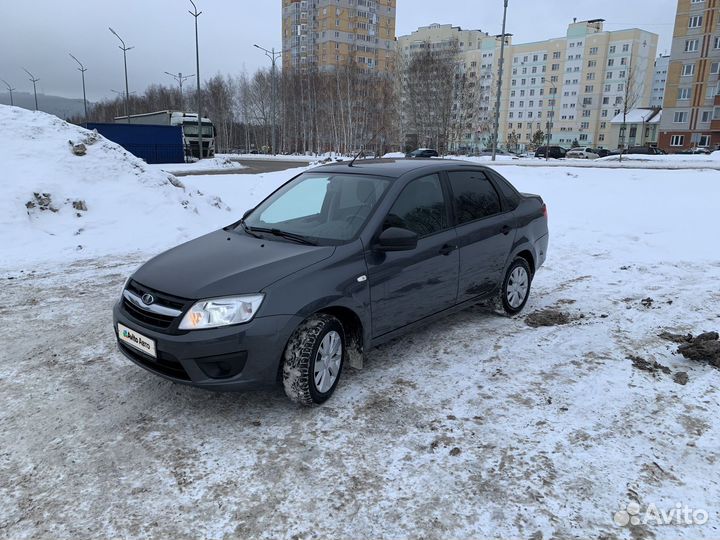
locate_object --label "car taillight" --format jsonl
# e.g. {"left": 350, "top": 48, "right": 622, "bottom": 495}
{"left": 543, "top": 204, "right": 548, "bottom": 220}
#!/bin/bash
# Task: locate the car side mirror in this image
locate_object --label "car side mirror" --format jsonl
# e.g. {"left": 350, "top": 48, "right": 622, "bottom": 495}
{"left": 376, "top": 227, "right": 418, "bottom": 252}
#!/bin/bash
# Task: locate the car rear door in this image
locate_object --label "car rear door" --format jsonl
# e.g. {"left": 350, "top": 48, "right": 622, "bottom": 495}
{"left": 446, "top": 169, "right": 517, "bottom": 302}
{"left": 366, "top": 173, "right": 459, "bottom": 336}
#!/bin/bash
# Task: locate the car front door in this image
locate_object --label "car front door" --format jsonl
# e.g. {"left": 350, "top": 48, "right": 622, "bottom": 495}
{"left": 446, "top": 170, "right": 517, "bottom": 302}
{"left": 366, "top": 173, "right": 459, "bottom": 337}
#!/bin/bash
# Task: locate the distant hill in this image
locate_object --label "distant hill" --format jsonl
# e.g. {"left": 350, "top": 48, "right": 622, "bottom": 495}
{"left": 0, "top": 92, "right": 91, "bottom": 120}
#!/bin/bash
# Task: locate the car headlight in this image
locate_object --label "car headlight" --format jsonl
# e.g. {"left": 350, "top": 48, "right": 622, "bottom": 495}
{"left": 179, "top": 294, "right": 264, "bottom": 330}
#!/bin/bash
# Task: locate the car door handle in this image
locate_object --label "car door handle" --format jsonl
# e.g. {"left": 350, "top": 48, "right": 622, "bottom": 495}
{"left": 501, "top": 225, "right": 512, "bottom": 236}
{"left": 439, "top": 244, "right": 458, "bottom": 256}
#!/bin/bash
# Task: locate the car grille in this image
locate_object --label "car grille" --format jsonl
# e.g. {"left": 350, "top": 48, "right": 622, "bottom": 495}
{"left": 122, "top": 280, "right": 189, "bottom": 330}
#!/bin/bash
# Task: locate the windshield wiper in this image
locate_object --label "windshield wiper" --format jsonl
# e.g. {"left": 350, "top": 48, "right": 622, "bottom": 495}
{"left": 237, "top": 219, "right": 263, "bottom": 239}
{"left": 249, "top": 227, "right": 317, "bottom": 246}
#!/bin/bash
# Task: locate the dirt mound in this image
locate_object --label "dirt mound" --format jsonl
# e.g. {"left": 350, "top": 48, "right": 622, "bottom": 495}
{"left": 660, "top": 331, "right": 720, "bottom": 368}
{"left": 525, "top": 309, "right": 571, "bottom": 327}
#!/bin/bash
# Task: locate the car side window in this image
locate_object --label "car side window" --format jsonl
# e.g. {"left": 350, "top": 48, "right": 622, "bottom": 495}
{"left": 448, "top": 171, "right": 502, "bottom": 224}
{"left": 486, "top": 170, "right": 520, "bottom": 210}
{"left": 383, "top": 174, "right": 448, "bottom": 237}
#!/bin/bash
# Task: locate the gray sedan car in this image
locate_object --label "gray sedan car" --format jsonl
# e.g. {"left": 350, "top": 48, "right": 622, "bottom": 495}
{"left": 113, "top": 159, "right": 549, "bottom": 405}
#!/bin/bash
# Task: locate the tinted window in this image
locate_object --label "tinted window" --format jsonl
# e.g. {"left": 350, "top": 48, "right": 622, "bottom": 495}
{"left": 486, "top": 170, "right": 521, "bottom": 210}
{"left": 384, "top": 174, "right": 447, "bottom": 237}
{"left": 448, "top": 171, "right": 502, "bottom": 224}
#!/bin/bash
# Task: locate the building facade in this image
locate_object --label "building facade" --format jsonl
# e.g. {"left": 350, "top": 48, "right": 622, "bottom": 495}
{"left": 397, "top": 24, "right": 504, "bottom": 151}
{"left": 608, "top": 107, "right": 662, "bottom": 148}
{"left": 398, "top": 19, "right": 658, "bottom": 151}
{"left": 658, "top": 0, "right": 720, "bottom": 151}
{"left": 651, "top": 54, "right": 671, "bottom": 107}
{"left": 282, "top": 0, "right": 397, "bottom": 73}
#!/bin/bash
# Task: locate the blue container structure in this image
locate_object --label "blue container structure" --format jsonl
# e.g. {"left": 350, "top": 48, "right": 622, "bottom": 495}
{"left": 86, "top": 123, "right": 184, "bottom": 164}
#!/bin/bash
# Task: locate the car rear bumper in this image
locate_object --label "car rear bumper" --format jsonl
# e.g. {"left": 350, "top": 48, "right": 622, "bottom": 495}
{"left": 535, "top": 233, "right": 549, "bottom": 269}
{"left": 113, "top": 301, "right": 301, "bottom": 391}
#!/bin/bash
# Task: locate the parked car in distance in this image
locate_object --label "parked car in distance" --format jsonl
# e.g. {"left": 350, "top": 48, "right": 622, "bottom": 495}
{"left": 595, "top": 148, "right": 612, "bottom": 158}
{"left": 676, "top": 146, "right": 713, "bottom": 155}
{"left": 611, "top": 146, "right": 667, "bottom": 156}
{"left": 534, "top": 146, "right": 567, "bottom": 159}
{"left": 406, "top": 148, "right": 439, "bottom": 158}
{"left": 113, "top": 159, "right": 549, "bottom": 405}
{"left": 566, "top": 147, "right": 600, "bottom": 160}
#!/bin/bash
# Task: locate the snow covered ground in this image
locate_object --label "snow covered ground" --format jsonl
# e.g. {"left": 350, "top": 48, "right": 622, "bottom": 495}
{"left": 2, "top": 105, "right": 720, "bottom": 539}
{"left": 147, "top": 157, "right": 247, "bottom": 176}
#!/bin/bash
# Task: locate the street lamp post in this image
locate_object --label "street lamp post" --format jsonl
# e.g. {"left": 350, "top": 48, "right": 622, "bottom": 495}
{"left": 545, "top": 79, "right": 556, "bottom": 162}
{"left": 189, "top": 0, "right": 204, "bottom": 159}
{"left": 109, "top": 27, "right": 133, "bottom": 123}
{"left": 164, "top": 71, "right": 194, "bottom": 111}
{"left": 69, "top": 53, "right": 88, "bottom": 123}
{"left": 22, "top": 68, "right": 40, "bottom": 111}
{"left": 254, "top": 44, "right": 282, "bottom": 155}
{"left": 1, "top": 79, "right": 15, "bottom": 106}
{"left": 492, "top": 0, "right": 509, "bottom": 162}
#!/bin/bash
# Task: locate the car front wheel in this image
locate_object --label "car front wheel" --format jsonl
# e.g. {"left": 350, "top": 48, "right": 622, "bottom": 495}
{"left": 282, "top": 314, "right": 345, "bottom": 405}
{"left": 500, "top": 258, "right": 532, "bottom": 315}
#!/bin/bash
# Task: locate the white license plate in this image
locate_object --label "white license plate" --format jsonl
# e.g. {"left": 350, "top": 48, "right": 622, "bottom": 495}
{"left": 118, "top": 323, "right": 157, "bottom": 358}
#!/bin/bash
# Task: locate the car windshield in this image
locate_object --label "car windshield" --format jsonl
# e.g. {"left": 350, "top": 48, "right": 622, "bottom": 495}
{"left": 242, "top": 172, "right": 392, "bottom": 244}
{"left": 182, "top": 123, "right": 214, "bottom": 136}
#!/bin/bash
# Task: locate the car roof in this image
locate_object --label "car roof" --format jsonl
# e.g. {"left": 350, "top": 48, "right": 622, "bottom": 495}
{"left": 310, "top": 158, "right": 493, "bottom": 178}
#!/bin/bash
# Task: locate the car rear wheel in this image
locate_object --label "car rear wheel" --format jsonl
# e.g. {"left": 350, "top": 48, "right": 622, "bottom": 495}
{"left": 500, "top": 258, "right": 532, "bottom": 315}
{"left": 282, "top": 314, "right": 345, "bottom": 405}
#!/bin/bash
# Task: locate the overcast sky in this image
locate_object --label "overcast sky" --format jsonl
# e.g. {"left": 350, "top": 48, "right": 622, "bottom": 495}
{"left": 1, "top": 0, "right": 677, "bottom": 102}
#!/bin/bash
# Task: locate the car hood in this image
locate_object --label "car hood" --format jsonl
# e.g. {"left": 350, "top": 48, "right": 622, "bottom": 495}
{"left": 132, "top": 229, "right": 335, "bottom": 299}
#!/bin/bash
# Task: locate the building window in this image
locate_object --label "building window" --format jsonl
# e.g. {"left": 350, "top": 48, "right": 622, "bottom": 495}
{"left": 714, "top": 106, "right": 720, "bottom": 119}
{"left": 590, "top": 47, "right": 598, "bottom": 55}
{"left": 679, "top": 87, "right": 692, "bottom": 100}
{"left": 674, "top": 111, "right": 689, "bottom": 123}
{"left": 682, "top": 64, "right": 696, "bottom": 77}
{"left": 610, "top": 45, "right": 616, "bottom": 53}
{"left": 701, "top": 110, "right": 712, "bottom": 122}
{"left": 670, "top": 135, "right": 684, "bottom": 146}
{"left": 685, "top": 39, "right": 699, "bottom": 52}
{"left": 599, "top": 134, "right": 605, "bottom": 142}
{"left": 689, "top": 15, "right": 703, "bottom": 28}
{"left": 712, "top": 62, "right": 720, "bottom": 75}
{"left": 714, "top": 37, "right": 720, "bottom": 49}
{"left": 608, "top": 58, "right": 615, "bottom": 67}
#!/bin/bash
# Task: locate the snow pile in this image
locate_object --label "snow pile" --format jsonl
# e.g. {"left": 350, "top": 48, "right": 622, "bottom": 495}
{"left": 0, "top": 105, "right": 237, "bottom": 266}
{"left": 382, "top": 152, "right": 406, "bottom": 158}
{"left": 597, "top": 153, "right": 720, "bottom": 163}
{"left": 148, "top": 157, "right": 247, "bottom": 175}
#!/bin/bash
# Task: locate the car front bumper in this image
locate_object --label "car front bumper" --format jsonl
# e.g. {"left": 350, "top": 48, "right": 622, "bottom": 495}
{"left": 112, "top": 301, "right": 301, "bottom": 391}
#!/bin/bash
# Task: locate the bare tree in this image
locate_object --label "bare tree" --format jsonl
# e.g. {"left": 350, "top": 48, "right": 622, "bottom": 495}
{"left": 618, "top": 51, "right": 643, "bottom": 162}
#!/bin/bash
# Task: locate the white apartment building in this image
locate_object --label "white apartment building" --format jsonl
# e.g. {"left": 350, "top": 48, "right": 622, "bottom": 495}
{"left": 651, "top": 54, "right": 670, "bottom": 108}
{"left": 398, "top": 19, "right": 659, "bottom": 151}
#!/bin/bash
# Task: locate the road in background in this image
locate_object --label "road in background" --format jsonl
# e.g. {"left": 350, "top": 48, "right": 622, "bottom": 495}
{"left": 171, "top": 159, "right": 311, "bottom": 176}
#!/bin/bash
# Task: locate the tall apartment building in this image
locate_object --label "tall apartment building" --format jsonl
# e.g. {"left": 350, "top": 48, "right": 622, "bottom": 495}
{"left": 397, "top": 24, "right": 504, "bottom": 150}
{"left": 658, "top": 0, "right": 720, "bottom": 151}
{"left": 651, "top": 54, "right": 671, "bottom": 107}
{"left": 281, "top": 0, "right": 397, "bottom": 73}
{"left": 398, "top": 19, "right": 658, "bottom": 151}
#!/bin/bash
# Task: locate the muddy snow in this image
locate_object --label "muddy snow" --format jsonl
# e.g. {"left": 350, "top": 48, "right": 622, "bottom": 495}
{"left": 1, "top": 107, "right": 720, "bottom": 538}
